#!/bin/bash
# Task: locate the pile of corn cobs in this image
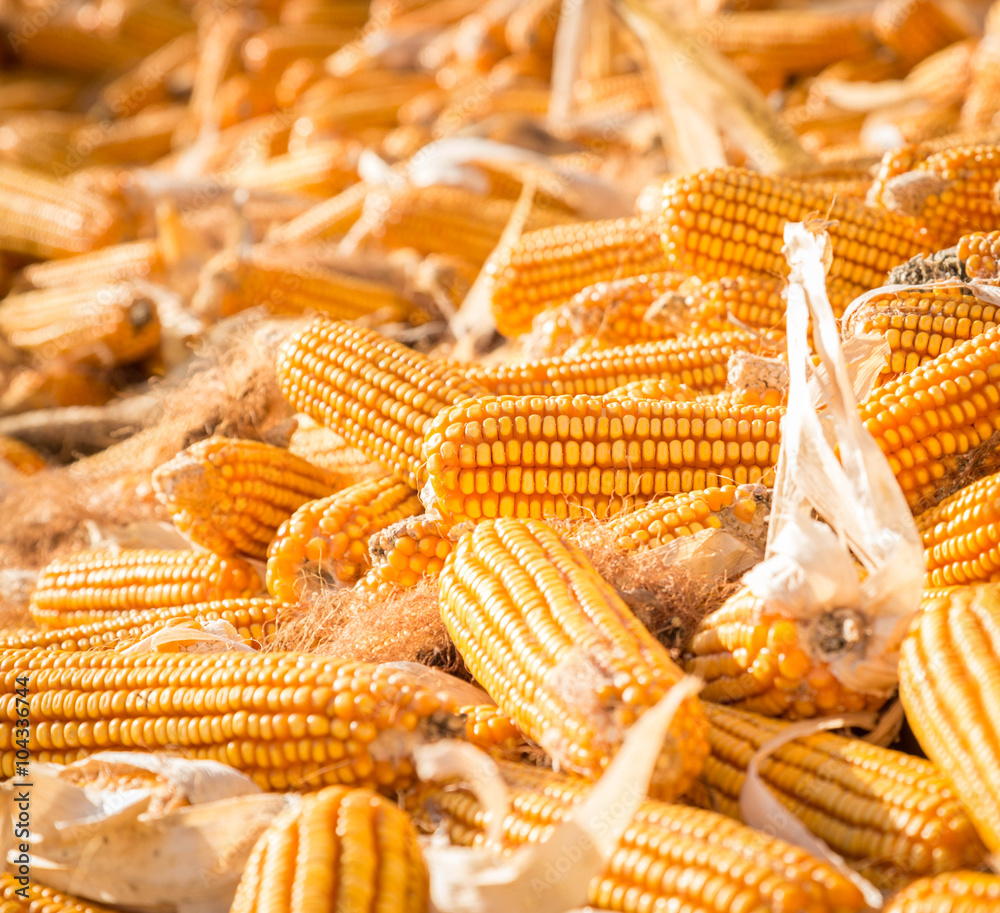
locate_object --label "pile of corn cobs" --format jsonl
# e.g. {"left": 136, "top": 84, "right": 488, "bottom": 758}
{"left": 4, "top": 0, "right": 1000, "bottom": 910}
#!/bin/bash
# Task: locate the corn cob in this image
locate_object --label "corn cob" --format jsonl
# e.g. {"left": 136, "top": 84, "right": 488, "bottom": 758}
{"left": 872, "top": 0, "right": 971, "bottom": 67}
{"left": 0, "top": 162, "right": 123, "bottom": 259}
{"left": 222, "top": 141, "right": 360, "bottom": 198}
{"left": 287, "top": 424, "right": 390, "bottom": 488}
{"left": 0, "top": 111, "right": 88, "bottom": 173}
{"left": 0, "top": 648, "right": 522, "bottom": 790}
{"left": 658, "top": 168, "right": 935, "bottom": 308}
{"left": 95, "top": 31, "right": 197, "bottom": 118}
{"left": 694, "top": 703, "right": 986, "bottom": 888}
{"left": 422, "top": 395, "right": 782, "bottom": 522}
{"left": 705, "top": 10, "right": 875, "bottom": 74}
{"left": 409, "top": 760, "right": 868, "bottom": 913}
{"left": 70, "top": 103, "right": 187, "bottom": 166}
{"left": 843, "top": 285, "right": 998, "bottom": 383}
{"left": 869, "top": 144, "right": 1000, "bottom": 245}
{"left": 113, "top": 0, "right": 193, "bottom": 52}
{"left": 524, "top": 272, "right": 713, "bottom": 357}
{"left": 0, "top": 434, "right": 46, "bottom": 475}
{"left": 884, "top": 873, "right": 1000, "bottom": 912}
{"left": 686, "top": 582, "right": 895, "bottom": 717}
{"left": 690, "top": 275, "right": 790, "bottom": 331}
{"left": 191, "top": 247, "right": 412, "bottom": 323}
{"left": 231, "top": 785, "right": 429, "bottom": 913}
{"left": 957, "top": 228, "right": 1000, "bottom": 280}
{"left": 359, "top": 514, "right": 454, "bottom": 596}
{"left": 467, "top": 333, "right": 752, "bottom": 397}
{"left": 29, "top": 549, "right": 264, "bottom": 629}
{"left": 0, "top": 874, "right": 119, "bottom": 913}
{"left": 275, "top": 319, "right": 487, "bottom": 489}
{"left": 0, "top": 363, "right": 113, "bottom": 415}
{"left": 962, "top": 32, "right": 1000, "bottom": 131}
{"left": 898, "top": 584, "right": 1000, "bottom": 852}
{"left": 187, "top": 9, "right": 247, "bottom": 132}
{"left": 356, "top": 185, "right": 570, "bottom": 267}
{"left": 266, "top": 179, "right": 373, "bottom": 245}
{"left": 0, "top": 283, "right": 161, "bottom": 367}
{"left": 152, "top": 437, "right": 340, "bottom": 560}
{"left": 0, "top": 599, "right": 279, "bottom": 652}
{"left": 21, "top": 239, "right": 164, "bottom": 289}
{"left": 859, "top": 322, "right": 1000, "bottom": 511}
{"left": 917, "top": 469, "right": 1000, "bottom": 586}
{"left": 294, "top": 81, "right": 440, "bottom": 137}
{"left": 440, "top": 517, "right": 708, "bottom": 799}
{"left": 266, "top": 478, "right": 424, "bottom": 601}
{"left": 606, "top": 485, "right": 767, "bottom": 551}
{"left": 490, "top": 217, "right": 671, "bottom": 337}
{"left": 903, "top": 38, "right": 977, "bottom": 108}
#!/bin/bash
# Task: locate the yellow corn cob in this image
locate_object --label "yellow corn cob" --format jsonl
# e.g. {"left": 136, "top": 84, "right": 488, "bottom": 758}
{"left": 440, "top": 517, "right": 708, "bottom": 799}
{"left": 359, "top": 514, "right": 454, "bottom": 596}
{"left": 422, "top": 395, "right": 782, "bottom": 522}
{"left": 29, "top": 549, "right": 263, "bottom": 630}
{"left": 916, "top": 470, "right": 1000, "bottom": 586}
{"left": 409, "top": 760, "right": 868, "bottom": 913}
{"left": 694, "top": 703, "right": 986, "bottom": 889}
{"left": 295, "top": 79, "right": 440, "bottom": 136}
{"left": 957, "top": 228, "right": 1000, "bottom": 279}
{"left": 903, "top": 38, "right": 977, "bottom": 108}
{"left": 0, "top": 434, "right": 46, "bottom": 474}
{"left": 95, "top": 31, "right": 197, "bottom": 118}
{"left": 0, "top": 110, "right": 88, "bottom": 173}
{"left": 0, "top": 162, "right": 123, "bottom": 258}
{"left": 524, "top": 272, "right": 712, "bottom": 357}
{"left": 70, "top": 103, "right": 188, "bottom": 166}
{"left": 606, "top": 485, "right": 767, "bottom": 551}
{"left": 0, "top": 362, "right": 113, "bottom": 415}
{"left": 188, "top": 9, "right": 247, "bottom": 131}
{"left": 490, "top": 217, "right": 671, "bottom": 337}
{"left": 466, "top": 333, "right": 753, "bottom": 397}
{"left": 222, "top": 140, "right": 360, "bottom": 198}
{"left": 0, "top": 874, "right": 119, "bottom": 913}
{"left": 843, "top": 285, "right": 998, "bottom": 383}
{"left": 884, "top": 873, "right": 1000, "bottom": 912}
{"left": 357, "top": 185, "right": 571, "bottom": 267}
{"left": 0, "top": 599, "right": 279, "bottom": 652}
{"left": 899, "top": 584, "right": 1000, "bottom": 852}
{"left": 275, "top": 319, "right": 487, "bottom": 489}
{"left": 0, "top": 283, "right": 161, "bottom": 367}
{"left": 859, "top": 322, "right": 1000, "bottom": 511}
{"left": 962, "top": 32, "right": 1000, "bottom": 131}
{"left": 265, "top": 178, "right": 371, "bottom": 245}
{"left": 231, "top": 786, "right": 428, "bottom": 913}
{"left": 287, "top": 424, "right": 390, "bottom": 488}
{"left": 266, "top": 478, "right": 423, "bottom": 601}
{"left": 191, "top": 247, "right": 412, "bottom": 323}
{"left": 869, "top": 143, "right": 1000, "bottom": 245}
{"left": 706, "top": 10, "right": 874, "bottom": 74}
{"left": 685, "top": 588, "right": 888, "bottom": 718}
{"left": 658, "top": 168, "right": 936, "bottom": 307}
{"left": 21, "top": 239, "right": 164, "bottom": 289}
{"left": 0, "top": 648, "right": 522, "bottom": 790}
{"left": 872, "top": 0, "right": 971, "bottom": 67}
{"left": 574, "top": 72, "right": 652, "bottom": 119}
{"left": 152, "top": 437, "right": 340, "bottom": 560}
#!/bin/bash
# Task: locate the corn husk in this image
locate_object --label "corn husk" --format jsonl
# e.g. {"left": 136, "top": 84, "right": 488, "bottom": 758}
{"left": 0, "top": 753, "right": 296, "bottom": 913}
